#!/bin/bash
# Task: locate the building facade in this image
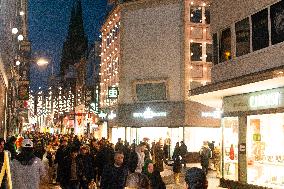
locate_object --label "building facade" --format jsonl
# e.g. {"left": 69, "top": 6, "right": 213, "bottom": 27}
{"left": 100, "top": 0, "right": 219, "bottom": 154}
{"left": 190, "top": 0, "right": 284, "bottom": 187}
{"left": 0, "top": 0, "right": 31, "bottom": 137}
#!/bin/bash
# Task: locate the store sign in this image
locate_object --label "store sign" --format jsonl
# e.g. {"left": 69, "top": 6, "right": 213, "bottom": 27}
{"left": 201, "top": 110, "right": 222, "bottom": 119}
{"left": 239, "top": 143, "right": 246, "bottom": 154}
{"left": 133, "top": 107, "right": 167, "bottom": 119}
{"left": 108, "top": 87, "right": 119, "bottom": 99}
{"left": 249, "top": 92, "right": 280, "bottom": 108}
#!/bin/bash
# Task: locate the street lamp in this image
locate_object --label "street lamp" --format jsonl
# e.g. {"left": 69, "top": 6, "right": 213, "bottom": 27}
{"left": 36, "top": 58, "right": 54, "bottom": 75}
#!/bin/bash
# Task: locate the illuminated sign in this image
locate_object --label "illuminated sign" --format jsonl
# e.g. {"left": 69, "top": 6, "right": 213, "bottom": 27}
{"left": 133, "top": 107, "right": 167, "bottom": 119}
{"left": 201, "top": 110, "right": 222, "bottom": 119}
{"left": 108, "top": 87, "right": 119, "bottom": 99}
{"left": 108, "top": 111, "right": 117, "bottom": 120}
{"left": 249, "top": 92, "right": 280, "bottom": 108}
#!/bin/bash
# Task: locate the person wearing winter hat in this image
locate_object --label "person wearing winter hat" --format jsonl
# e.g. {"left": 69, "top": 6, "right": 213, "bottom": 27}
{"left": 10, "top": 139, "right": 47, "bottom": 189}
{"left": 185, "top": 167, "right": 208, "bottom": 189}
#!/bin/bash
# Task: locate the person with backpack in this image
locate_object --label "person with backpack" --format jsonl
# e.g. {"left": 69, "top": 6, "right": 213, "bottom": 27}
{"left": 199, "top": 141, "right": 212, "bottom": 175}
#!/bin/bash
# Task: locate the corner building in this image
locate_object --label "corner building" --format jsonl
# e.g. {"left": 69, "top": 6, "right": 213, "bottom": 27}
{"left": 190, "top": 0, "right": 284, "bottom": 188}
{"left": 100, "top": 0, "right": 219, "bottom": 155}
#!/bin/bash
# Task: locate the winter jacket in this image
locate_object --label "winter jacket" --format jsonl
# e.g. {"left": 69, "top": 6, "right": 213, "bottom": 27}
{"left": 11, "top": 157, "right": 46, "bottom": 189}
{"left": 100, "top": 164, "right": 128, "bottom": 189}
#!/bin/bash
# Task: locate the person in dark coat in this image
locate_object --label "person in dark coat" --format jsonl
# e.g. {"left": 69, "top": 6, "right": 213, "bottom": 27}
{"left": 142, "top": 159, "right": 166, "bottom": 189}
{"left": 100, "top": 151, "right": 128, "bottom": 189}
{"left": 179, "top": 141, "right": 188, "bottom": 168}
{"left": 4, "top": 136, "right": 17, "bottom": 160}
{"left": 54, "top": 138, "right": 70, "bottom": 183}
{"left": 59, "top": 146, "right": 82, "bottom": 189}
{"left": 153, "top": 142, "right": 164, "bottom": 172}
{"left": 185, "top": 167, "right": 208, "bottom": 189}
{"left": 172, "top": 152, "right": 182, "bottom": 184}
{"left": 199, "top": 141, "right": 212, "bottom": 175}
{"left": 77, "top": 145, "right": 95, "bottom": 189}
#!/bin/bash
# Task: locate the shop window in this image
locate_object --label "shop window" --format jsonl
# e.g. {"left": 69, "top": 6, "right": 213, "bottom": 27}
{"left": 206, "top": 43, "right": 212, "bottom": 62}
{"left": 222, "top": 117, "right": 239, "bottom": 181}
{"left": 205, "top": 6, "right": 210, "bottom": 24}
{"left": 219, "top": 28, "right": 231, "bottom": 62}
{"left": 235, "top": 17, "right": 250, "bottom": 57}
{"left": 270, "top": 0, "right": 284, "bottom": 45}
{"left": 247, "top": 114, "right": 284, "bottom": 188}
{"left": 190, "top": 6, "right": 202, "bottom": 23}
{"left": 252, "top": 9, "right": 269, "bottom": 51}
{"left": 136, "top": 82, "right": 167, "bottom": 102}
{"left": 212, "top": 33, "right": 218, "bottom": 65}
{"left": 190, "top": 42, "right": 202, "bottom": 61}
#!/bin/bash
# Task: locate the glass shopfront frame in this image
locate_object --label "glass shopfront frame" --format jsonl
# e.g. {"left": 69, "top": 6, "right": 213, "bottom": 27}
{"left": 222, "top": 117, "right": 239, "bottom": 181}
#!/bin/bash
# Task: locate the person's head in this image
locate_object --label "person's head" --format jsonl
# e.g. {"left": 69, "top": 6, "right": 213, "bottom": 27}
{"left": 80, "top": 145, "right": 89, "bottom": 155}
{"left": 0, "top": 138, "right": 5, "bottom": 152}
{"left": 70, "top": 146, "right": 79, "bottom": 157}
{"left": 185, "top": 167, "right": 208, "bottom": 189}
{"left": 143, "top": 159, "right": 154, "bottom": 175}
{"left": 61, "top": 139, "right": 68, "bottom": 147}
{"left": 139, "top": 143, "right": 146, "bottom": 152}
{"left": 114, "top": 151, "right": 124, "bottom": 166}
{"left": 126, "top": 172, "right": 150, "bottom": 189}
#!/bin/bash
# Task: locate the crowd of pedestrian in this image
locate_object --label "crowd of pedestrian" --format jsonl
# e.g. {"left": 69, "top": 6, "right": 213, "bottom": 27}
{"left": 0, "top": 131, "right": 210, "bottom": 189}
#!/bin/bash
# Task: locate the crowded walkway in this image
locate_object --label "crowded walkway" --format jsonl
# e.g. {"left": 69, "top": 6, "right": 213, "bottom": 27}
{"left": 0, "top": 132, "right": 223, "bottom": 189}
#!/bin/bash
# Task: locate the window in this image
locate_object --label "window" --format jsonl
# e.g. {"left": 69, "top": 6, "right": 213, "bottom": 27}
{"left": 136, "top": 82, "right": 167, "bottom": 101}
{"left": 219, "top": 28, "right": 231, "bottom": 62}
{"left": 270, "top": 0, "right": 284, "bottom": 45}
{"left": 212, "top": 33, "right": 218, "bottom": 64}
{"left": 205, "top": 6, "right": 210, "bottom": 24}
{"left": 252, "top": 9, "right": 269, "bottom": 51}
{"left": 206, "top": 43, "right": 212, "bottom": 62}
{"left": 190, "top": 6, "right": 202, "bottom": 23}
{"left": 190, "top": 42, "right": 202, "bottom": 61}
{"left": 235, "top": 17, "right": 250, "bottom": 57}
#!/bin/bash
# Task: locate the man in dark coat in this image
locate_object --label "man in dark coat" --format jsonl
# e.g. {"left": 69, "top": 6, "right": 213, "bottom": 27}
{"left": 179, "top": 141, "right": 188, "bottom": 168}
{"left": 54, "top": 138, "right": 69, "bottom": 183}
{"left": 100, "top": 151, "right": 128, "bottom": 189}
{"left": 199, "top": 141, "right": 212, "bottom": 175}
{"left": 59, "top": 146, "right": 82, "bottom": 189}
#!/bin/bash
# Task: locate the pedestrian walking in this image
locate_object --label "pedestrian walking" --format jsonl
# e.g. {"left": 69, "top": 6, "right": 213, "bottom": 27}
{"left": 100, "top": 151, "right": 128, "bottom": 189}
{"left": 10, "top": 139, "right": 47, "bottom": 189}
{"left": 142, "top": 159, "right": 166, "bottom": 189}
{"left": 179, "top": 141, "right": 188, "bottom": 168}
{"left": 199, "top": 141, "right": 212, "bottom": 175}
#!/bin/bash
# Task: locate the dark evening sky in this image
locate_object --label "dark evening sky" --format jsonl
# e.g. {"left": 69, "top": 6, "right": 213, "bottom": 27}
{"left": 28, "top": 0, "right": 110, "bottom": 92}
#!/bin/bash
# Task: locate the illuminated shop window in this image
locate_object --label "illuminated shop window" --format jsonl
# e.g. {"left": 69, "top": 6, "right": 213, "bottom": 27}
{"left": 190, "top": 6, "right": 202, "bottom": 23}
{"left": 190, "top": 42, "right": 202, "bottom": 61}
{"left": 222, "top": 117, "right": 239, "bottom": 181}
{"left": 247, "top": 114, "right": 284, "bottom": 188}
{"left": 235, "top": 17, "right": 250, "bottom": 57}
{"left": 205, "top": 6, "right": 210, "bottom": 24}
{"left": 136, "top": 82, "right": 167, "bottom": 102}
{"left": 270, "top": 0, "right": 284, "bottom": 45}
{"left": 219, "top": 28, "right": 231, "bottom": 62}
{"left": 206, "top": 43, "right": 212, "bottom": 62}
{"left": 252, "top": 9, "right": 269, "bottom": 51}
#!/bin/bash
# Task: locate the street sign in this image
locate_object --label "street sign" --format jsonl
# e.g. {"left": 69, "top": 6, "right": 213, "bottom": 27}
{"left": 108, "top": 86, "right": 119, "bottom": 99}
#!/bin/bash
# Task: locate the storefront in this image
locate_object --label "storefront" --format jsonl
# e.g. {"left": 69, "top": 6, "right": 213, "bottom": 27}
{"left": 222, "top": 87, "right": 284, "bottom": 188}
{"left": 108, "top": 101, "right": 220, "bottom": 156}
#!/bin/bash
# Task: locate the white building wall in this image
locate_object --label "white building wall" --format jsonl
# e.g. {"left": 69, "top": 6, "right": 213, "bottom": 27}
{"left": 119, "top": 0, "right": 184, "bottom": 104}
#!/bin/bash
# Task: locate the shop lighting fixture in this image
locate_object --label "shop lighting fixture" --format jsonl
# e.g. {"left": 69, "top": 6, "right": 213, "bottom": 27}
{"left": 17, "top": 34, "right": 24, "bottom": 41}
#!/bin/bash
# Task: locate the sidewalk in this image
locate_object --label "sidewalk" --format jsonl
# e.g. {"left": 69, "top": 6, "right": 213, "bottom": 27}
{"left": 162, "top": 163, "right": 227, "bottom": 189}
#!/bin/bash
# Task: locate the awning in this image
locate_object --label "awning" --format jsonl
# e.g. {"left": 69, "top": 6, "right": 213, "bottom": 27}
{"left": 189, "top": 66, "right": 284, "bottom": 108}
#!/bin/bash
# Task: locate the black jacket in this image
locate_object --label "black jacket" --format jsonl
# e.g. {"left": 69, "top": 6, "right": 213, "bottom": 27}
{"left": 100, "top": 164, "right": 128, "bottom": 189}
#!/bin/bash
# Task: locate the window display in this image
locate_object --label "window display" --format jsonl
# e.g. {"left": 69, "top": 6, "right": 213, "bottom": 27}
{"left": 247, "top": 114, "right": 284, "bottom": 188}
{"left": 222, "top": 117, "right": 238, "bottom": 181}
